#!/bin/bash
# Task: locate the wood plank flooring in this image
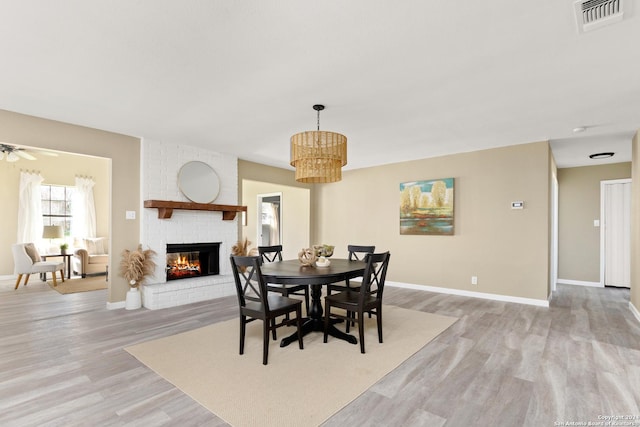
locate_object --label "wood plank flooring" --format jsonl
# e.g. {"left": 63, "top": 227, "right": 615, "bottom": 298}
{"left": 1, "top": 279, "right": 639, "bottom": 426}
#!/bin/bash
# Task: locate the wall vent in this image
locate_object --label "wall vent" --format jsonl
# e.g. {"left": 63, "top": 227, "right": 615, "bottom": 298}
{"left": 574, "top": 0, "right": 624, "bottom": 32}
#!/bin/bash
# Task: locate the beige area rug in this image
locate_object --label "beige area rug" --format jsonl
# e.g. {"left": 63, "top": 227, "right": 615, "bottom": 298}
{"left": 48, "top": 275, "right": 107, "bottom": 294}
{"left": 125, "top": 305, "right": 457, "bottom": 427}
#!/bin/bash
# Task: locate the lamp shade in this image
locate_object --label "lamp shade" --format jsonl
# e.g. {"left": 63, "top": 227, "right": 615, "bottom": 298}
{"left": 290, "top": 130, "right": 347, "bottom": 183}
{"left": 43, "top": 225, "right": 64, "bottom": 239}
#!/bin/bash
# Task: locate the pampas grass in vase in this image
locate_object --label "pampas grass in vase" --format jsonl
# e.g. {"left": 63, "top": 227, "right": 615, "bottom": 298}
{"left": 231, "top": 238, "right": 258, "bottom": 257}
{"left": 120, "top": 244, "right": 157, "bottom": 288}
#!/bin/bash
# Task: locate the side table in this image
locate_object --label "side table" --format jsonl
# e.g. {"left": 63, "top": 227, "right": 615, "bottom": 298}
{"left": 41, "top": 253, "right": 72, "bottom": 280}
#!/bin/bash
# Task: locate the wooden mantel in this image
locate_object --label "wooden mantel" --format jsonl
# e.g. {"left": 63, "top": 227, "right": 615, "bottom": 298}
{"left": 144, "top": 200, "right": 247, "bottom": 220}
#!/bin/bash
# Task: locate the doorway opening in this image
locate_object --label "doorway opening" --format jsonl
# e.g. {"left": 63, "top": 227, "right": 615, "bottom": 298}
{"left": 257, "top": 193, "right": 282, "bottom": 246}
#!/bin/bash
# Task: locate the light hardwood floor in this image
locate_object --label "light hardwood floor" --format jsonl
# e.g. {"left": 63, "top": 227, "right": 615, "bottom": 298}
{"left": 1, "top": 278, "right": 639, "bottom": 426}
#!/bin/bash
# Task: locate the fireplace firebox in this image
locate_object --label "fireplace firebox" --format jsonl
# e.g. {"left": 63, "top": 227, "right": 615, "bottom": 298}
{"left": 166, "top": 242, "right": 221, "bottom": 281}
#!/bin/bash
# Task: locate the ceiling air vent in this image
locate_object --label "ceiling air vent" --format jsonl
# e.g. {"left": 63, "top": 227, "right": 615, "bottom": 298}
{"left": 574, "top": 0, "right": 624, "bottom": 32}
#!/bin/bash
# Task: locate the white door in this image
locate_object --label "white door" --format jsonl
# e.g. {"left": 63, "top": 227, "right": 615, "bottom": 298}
{"left": 601, "top": 179, "right": 631, "bottom": 288}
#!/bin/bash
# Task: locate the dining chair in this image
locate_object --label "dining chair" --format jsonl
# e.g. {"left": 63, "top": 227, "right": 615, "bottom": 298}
{"left": 323, "top": 251, "right": 390, "bottom": 353}
{"left": 230, "top": 255, "right": 304, "bottom": 365}
{"left": 327, "top": 244, "right": 375, "bottom": 295}
{"left": 12, "top": 243, "right": 65, "bottom": 290}
{"left": 259, "top": 245, "right": 310, "bottom": 315}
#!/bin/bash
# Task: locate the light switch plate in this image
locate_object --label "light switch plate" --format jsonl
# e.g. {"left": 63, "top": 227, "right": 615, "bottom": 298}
{"left": 126, "top": 210, "right": 136, "bottom": 220}
{"left": 594, "top": 219, "right": 600, "bottom": 227}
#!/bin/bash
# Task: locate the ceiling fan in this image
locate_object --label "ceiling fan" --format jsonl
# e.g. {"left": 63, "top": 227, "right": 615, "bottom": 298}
{"left": 0, "top": 143, "right": 58, "bottom": 162}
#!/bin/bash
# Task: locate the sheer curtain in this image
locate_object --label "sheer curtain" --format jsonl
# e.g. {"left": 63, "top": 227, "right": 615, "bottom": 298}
{"left": 72, "top": 176, "right": 96, "bottom": 238}
{"left": 268, "top": 203, "right": 280, "bottom": 245}
{"left": 17, "top": 171, "right": 44, "bottom": 244}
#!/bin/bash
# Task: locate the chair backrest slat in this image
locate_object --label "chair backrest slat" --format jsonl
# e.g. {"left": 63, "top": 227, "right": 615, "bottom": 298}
{"left": 347, "top": 245, "right": 375, "bottom": 261}
{"left": 258, "top": 245, "right": 283, "bottom": 263}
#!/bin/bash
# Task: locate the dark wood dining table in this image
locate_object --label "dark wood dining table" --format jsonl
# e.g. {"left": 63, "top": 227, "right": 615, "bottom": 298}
{"left": 261, "top": 258, "right": 366, "bottom": 347}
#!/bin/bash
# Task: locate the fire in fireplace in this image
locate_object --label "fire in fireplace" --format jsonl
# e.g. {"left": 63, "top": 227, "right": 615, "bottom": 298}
{"left": 166, "top": 242, "right": 221, "bottom": 281}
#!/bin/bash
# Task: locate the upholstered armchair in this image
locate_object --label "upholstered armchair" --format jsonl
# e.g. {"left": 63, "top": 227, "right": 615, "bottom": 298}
{"left": 72, "top": 237, "right": 109, "bottom": 278}
{"left": 12, "top": 243, "right": 65, "bottom": 289}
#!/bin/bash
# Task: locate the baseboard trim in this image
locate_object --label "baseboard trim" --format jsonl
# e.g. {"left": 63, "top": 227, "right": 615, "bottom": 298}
{"left": 0, "top": 274, "right": 15, "bottom": 281}
{"left": 556, "top": 279, "right": 603, "bottom": 288}
{"left": 630, "top": 301, "right": 640, "bottom": 324}
{"left": 106, "top": 301, "right": 125, "bottom": 310}
{"left": 386, "top": 281, "right": 549, "bottom": 307}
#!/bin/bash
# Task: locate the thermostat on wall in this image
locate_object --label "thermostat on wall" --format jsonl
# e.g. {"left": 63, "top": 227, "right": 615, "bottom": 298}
{"left": 511, "top": 201, "right": 524, "bottom": 210}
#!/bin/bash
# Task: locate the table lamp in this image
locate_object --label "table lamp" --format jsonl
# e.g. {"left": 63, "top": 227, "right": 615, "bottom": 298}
{"left": 43, "top": 225, "right": 64, "bottom": 252}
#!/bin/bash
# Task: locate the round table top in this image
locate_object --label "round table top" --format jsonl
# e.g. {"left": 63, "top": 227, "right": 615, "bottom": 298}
{"left": 260, "top": 258, "right": 366, "bottom": 285}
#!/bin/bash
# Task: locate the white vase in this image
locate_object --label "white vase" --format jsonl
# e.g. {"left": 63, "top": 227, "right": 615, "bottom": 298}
{"left": 125, "top": 287, "right": 142, "bottom": 310}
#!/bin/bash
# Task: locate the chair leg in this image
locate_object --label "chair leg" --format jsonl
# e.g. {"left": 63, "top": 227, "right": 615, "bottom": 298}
{"left": 23, "top": 274, "right": 31, "bottom": 287}
{"left": 14, "top": 274, "right": 23, "bottom": 290}
{"left": 323, "top": 304, "right": 330, "bottom": 343}
{"left": 296, "top": 306, "right": 304, "bottom": 350}
{"left": 282, "top": 289, "right": 291, "bottom": 321}
{"left": 239, "top": 316, "right": 246, "bottom": 355}
{"left": 377, "top": 309, "right": 383, "bottom": 343}
{"left": 60, "top": 269, "right": 65, "bottom": 283}
{"left": 271, "top": 318, "right": 277, "bottom": 340}
{"left": 263, "top": 320, "right": 270, "bottom": 365}
{"left": 359, "top": 313, "right": 366, "bottom": 354}
{"left": 52, "top": 271, "right": 58, "bottom": 287}
{"left": 346, "top": 311, "right": 355, "bottom": 333}
{"left": 303, "top": 289, "right": 310, "bottom": 315}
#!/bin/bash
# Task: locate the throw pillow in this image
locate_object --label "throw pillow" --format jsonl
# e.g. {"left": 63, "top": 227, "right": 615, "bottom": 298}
{"left": 85, "top": 237, "right": 106, "bottom": 255}
{"left": 24, "top": 243, "right": 41, "bottom": 263}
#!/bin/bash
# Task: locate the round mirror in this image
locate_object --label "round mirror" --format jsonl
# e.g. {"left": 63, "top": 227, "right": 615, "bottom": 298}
{"left": 178, "top": 161, "right": 220, "bottom": 204}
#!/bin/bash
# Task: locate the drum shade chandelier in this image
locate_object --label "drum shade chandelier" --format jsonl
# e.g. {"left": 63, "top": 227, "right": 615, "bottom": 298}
{"left": 290, "top": 104, "right": 347, "bottom": 183}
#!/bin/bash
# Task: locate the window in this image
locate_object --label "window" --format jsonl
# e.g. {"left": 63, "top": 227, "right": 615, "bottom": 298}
{"left": 41, "top": 184, "right": 74, "bottom": 237}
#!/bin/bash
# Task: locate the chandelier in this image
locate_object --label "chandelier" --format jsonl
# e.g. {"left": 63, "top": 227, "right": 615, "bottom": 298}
{"left": 290, "top": 105, "right": 347, "bottom": 183}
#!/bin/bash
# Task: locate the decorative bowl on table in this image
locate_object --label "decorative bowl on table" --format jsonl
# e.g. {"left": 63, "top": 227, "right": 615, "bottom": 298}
{"left": 315, "top": 256, "right": 331, "bottom": 268}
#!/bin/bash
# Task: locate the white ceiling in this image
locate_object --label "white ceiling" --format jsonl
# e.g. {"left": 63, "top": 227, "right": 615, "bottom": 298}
{"left": 1, "top": 1, "right": 639, "bottom": 170}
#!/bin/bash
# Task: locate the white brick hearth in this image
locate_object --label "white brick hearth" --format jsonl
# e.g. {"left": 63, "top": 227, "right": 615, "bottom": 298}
{"left": 140, "top": 139, "right": 238, "bottom": 310}
{"left": 142, "top": 274, "right": 234, "bottom": 310}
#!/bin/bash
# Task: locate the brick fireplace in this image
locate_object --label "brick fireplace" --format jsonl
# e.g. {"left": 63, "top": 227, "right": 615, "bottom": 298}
{"left": 140, "top": 139, "right": 238, "bottom": 310}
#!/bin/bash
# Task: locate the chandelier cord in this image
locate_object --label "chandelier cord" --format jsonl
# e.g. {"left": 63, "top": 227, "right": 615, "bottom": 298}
{"left": 317, "top": 109, "right": 320, "bottom": 131}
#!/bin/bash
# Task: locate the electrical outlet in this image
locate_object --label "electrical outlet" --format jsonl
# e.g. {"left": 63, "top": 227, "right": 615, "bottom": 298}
{"left": 471, "top": 276, "right": 478, "bottom": 285}
{"left": 126, "top": 210, "right": 136, "bottom": 220}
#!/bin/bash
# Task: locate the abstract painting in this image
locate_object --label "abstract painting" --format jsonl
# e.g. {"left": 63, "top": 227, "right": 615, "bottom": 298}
{"left": 400, "top": 178, "right": 454, "bottom": 235}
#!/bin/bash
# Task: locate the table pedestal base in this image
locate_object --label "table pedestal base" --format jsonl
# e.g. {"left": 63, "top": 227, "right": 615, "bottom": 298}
{"left": 280, "top": 317, "right": 357, "bottom": 347}
{"left": 280, "top": 284, "right": 357, "bottom": 347}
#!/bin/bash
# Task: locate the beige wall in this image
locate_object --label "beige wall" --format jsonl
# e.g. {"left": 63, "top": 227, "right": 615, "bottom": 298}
{"left": 0, "top": 152, "right": 109, "bottom": 274}
{"left": 315, "top": 141, "right": 552, "bottom": 302}
{"left": 557, "top": 163, "right": 631, "bottom": 283}
{"left": 241, "top": 180, "right": 311, "bottom": 260}
{"left": 0, "top": 109, "right": 140, "bottom": 303}
{"left": 632, "top": 131, "right": 640, "bottom": 314}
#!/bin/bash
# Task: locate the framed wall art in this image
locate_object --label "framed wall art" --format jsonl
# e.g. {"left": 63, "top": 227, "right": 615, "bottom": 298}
{"left": 400, "top": 178, "right": 454, "bottom": 235}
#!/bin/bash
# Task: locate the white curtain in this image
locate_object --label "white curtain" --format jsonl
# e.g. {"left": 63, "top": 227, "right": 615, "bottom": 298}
{"left": 268, "top": 203, "right": 280, "bottom": 245}
{"left": 17, "top": 171, "right": 44, "bottom": 244}
{"left": 72, "top": 176, "right": 96, "bottom": 238}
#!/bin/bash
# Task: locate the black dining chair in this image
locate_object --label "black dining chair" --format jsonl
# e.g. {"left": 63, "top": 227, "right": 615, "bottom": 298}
{"left": 259, "top": 245, "right": 310, "bottom": 315}
{"left": 327, "top": 245, "right": 375, "bottom": 295}
{"left": 230, "top": 255, "right": 304, "bottom": 365}
{"left": 323, "top": 251, "right": 390, "bottom": 353}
